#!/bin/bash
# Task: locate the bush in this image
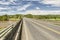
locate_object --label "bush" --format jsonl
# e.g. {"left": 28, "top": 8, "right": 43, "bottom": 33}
{"left": 0, "top": 14, "right": 9, "bottom": 21}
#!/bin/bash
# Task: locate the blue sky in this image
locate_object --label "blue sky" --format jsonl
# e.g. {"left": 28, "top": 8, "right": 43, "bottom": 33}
{"left": 0, "top": 0, "right": 60, "bottom": 15}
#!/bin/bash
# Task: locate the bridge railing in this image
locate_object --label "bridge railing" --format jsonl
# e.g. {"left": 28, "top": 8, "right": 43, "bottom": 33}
{"left": 0, "top": 20, "right": 20, "bottom": 40}
{"left": 3, "top": 19, "right": 23, "bottom": 40}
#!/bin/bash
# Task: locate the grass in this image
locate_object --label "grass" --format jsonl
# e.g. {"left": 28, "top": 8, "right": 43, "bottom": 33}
{"left": 9, "top": 18, "right": 20, "bottom": 21}
{"left": 48, "top": 18, "right": 60, "bottom": 21}
{"left": 0, "top": 27, "right": 5, "bottom": 31}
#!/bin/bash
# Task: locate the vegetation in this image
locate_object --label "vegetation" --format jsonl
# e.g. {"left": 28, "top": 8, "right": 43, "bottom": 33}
{"left": 0, "top": 14, "right": 9, "bottom": 21}
{"left": 24, "top": 14, "right": 33, "bottom": 18}
{"left": 0, "top": 14, "right": 60, "bottom": 21}
{"left": 0, "top": 14, "right": 23, "bottom": 21}
{"left": 24, "top": 14, "right": 60, "bottom": 20}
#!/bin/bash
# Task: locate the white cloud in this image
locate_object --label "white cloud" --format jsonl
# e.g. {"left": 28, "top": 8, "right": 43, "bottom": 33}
{"left": 18, "top": 3, "right": 31, "bottom": 11}
{"left": 0, "top": 0, "right": 16, "bottom": 5}
{"left": 25, "top": 10, "right": 60, "bottom": 15}
{"left": 36, "top": 7, "right": 40, "bottom": 10}
{"left": 0, "top": 1, "right": 10, "bottom": 5}
{"left": 23, "top": 0, "right": 41, "bottom": 1}
{"left": 0, "top": 12, "right": 14, "bottom": 15}
{"left": 0, "top": 7, "right": 12, "bottom": 12}
{"left": 42, "top": 0, "right": 60, "bottom": 6}
{"left": 9, "top": 0, "right": 15, "bottom": 2}
{"left": 0, "top": 7, "right": 11, "bottom": 10}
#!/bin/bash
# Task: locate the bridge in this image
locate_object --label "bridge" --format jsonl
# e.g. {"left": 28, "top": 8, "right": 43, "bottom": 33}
{"left": 0, "top": 18, "right": 60, "bottom": 40}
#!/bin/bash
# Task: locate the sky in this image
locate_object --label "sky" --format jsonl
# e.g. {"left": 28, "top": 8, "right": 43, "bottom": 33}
{"left": 0, "top": 0, "right": 60, "bottom": 15}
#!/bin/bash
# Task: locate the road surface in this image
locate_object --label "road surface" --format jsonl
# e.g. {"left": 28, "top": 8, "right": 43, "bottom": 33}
{"left": 22, "top": 18, "right": 60, "bottom": 40}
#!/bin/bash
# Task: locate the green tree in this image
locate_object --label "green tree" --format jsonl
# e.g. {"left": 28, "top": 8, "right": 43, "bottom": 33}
{"left": 25, "top": 14, "right": 33, "bottom": 18}
{"left": 3, "top": 14, "right": 9, "bottom": 21}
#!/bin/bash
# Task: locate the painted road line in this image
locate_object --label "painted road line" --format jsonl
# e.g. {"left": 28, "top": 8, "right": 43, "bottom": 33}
{"left": 23, "top": 20, "right": 29, "bottom": 40}
{"left": 30, "top": 21, "right": 59, "bottom": 40}
{"left": 36, "top": 19, "right": 60, "bottom": 28}
{"left": 23, "top": 20, "right": 34, "bottom": 40}
{"left": 30, "top": 20, "right": 60, "bottom": 34}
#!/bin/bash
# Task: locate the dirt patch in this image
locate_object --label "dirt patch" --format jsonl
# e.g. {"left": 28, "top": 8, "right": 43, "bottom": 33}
{"left": 0, "top": 21, "right": 17, "bottom": 31}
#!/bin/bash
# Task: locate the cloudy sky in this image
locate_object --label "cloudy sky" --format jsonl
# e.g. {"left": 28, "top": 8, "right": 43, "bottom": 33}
{"left": 0, "top": 0, "right": 60, "bottom": 15}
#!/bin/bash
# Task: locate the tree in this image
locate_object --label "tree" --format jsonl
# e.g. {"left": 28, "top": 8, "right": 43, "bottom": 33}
{"left": 3, "top": 14, "right": 9, "bottom": 21}
{"left": 25, "top": 14, "right": 33, "bottom": 18}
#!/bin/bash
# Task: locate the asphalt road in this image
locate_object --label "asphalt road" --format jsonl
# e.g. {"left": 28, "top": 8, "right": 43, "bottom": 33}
{"left": 22, "top": 18, "right": 60, "bottom": 40}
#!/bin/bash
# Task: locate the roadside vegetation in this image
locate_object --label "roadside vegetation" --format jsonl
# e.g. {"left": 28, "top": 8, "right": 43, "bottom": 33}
{"left": 0, "top": 14, "right": 9, "bottom": 21}
{"left": 0, "top": 14, "right": 22, "bottom": 21}
{"left": 1, "top": 14, "right": 60, "bottom": 21}
{"left": 24, "top": 14, "right": 60, "bottom": 26}
{"left": 24, "top": 14, "right": 60, "bottom": 20}
{"left": 0, "top": 14, "right": 23, "bottom": 31}
{"left": 0, "top": 14, "right": 60, "bottom": 30}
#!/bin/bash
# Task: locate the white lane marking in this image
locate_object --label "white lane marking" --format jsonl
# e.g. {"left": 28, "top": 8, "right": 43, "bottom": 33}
{"left": 23, "top": 20, "right": 29, "bottom": 40}
{"left": 35, "top": 19, "right": 60, "bottom": 28}
{"left": 30, "top": 19, "right": 60, "bottom": 34}
{"left": 23, "top": 19, "right": 34, "bottom": 40}
{"left": 30, "top": 21, "right": 59, "bottom": 40}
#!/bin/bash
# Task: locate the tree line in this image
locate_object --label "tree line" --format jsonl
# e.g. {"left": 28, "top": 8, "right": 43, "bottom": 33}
{"left": 0, "top": 14, "right": 60, "bottom": 21}
{"left": 0, "top": 14, "right": 22, "bottom": 21}
{"left": 24, "top": 14, "right": 60, "bottom": 19}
